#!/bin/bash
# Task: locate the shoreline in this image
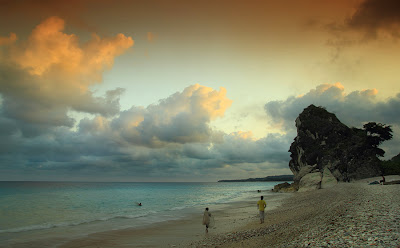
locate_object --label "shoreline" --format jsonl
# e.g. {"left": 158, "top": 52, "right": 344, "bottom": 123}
{"left": 6, "top": 176, "right": 400, "bottom": 247}
{"left": 57, "top": 191, "right": 291, "bottom": 248}
{"left": 190, "top": 175, "right": 400, "bottom": 248}
{"left": 0, "top": 182, "right": 279, "bottom": 248}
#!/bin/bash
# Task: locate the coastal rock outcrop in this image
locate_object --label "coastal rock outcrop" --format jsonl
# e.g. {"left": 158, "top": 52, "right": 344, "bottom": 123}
{"left": 289, "top": 105, "right": 382, "bottom": 191}
{"left": 272, "top": 182, "right": 296, "bottom": 193}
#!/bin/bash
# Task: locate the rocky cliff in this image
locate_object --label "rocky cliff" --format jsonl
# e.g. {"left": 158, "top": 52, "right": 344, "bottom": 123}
{"left": 289, "top": 105, "right": 382, "bottom": 191}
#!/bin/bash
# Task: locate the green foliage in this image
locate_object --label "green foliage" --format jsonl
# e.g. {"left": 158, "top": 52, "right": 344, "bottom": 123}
{"left": 381, "top": 153, "right": 400, "bottom": 175}
{"left": 380, "top": 159, "right": 400, "bottom": 175}
{"left": 363, "top": 122, "right": 393, "bottom": 157}
{"left": 363, "top": 122, "right": 393, "bottom": 147}
{"left": 391, "top": 153, "right": 400, "bottom": 162}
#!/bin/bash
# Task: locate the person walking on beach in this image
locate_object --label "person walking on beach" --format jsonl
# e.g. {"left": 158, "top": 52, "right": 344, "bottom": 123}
{"left": 202, "top": 207, "right": 212, "bottom": 233}
{"left": 380, "top": 175, "right": 386, "bottom": 185}
{"left": 257, "top": 196, "right": 267, "bottom": 224}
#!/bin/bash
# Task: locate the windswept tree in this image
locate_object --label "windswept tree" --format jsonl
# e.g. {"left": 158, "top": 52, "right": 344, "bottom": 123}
{"left": 363, "top": 122, "right": 393, "bottom": 157}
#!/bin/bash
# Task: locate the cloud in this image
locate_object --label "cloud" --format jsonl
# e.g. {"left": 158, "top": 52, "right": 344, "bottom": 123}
{"left": 213, "top": 131, "right": 291, "bottom": 164}
{"left": 179, "top": 130, "right": 291, "bottom": 166}
{"left": 83, "top": 84, "right": 233, "bottom": 148}
{"left": 147, "top": 32, "right": 157, "bottom": 43}
{"left": 265, "top": 82, "right": 400, "bottom": 127}
{"left": 0, "top": 16, "right": 133, "bottom": 134}
{"left": 323, "top": 0, "right": 400, "bottom": 60}
{"left": 0, "top": 33, "right": 17, "bottom": 46}
{"left": 52, "top": 82, "right": 400, "bottom": 180}
{"left": 347, "top": 0, "right": 400, "bottom": 40}
{"left": 10, "top": 16, "right": 133, "bottom": 78}
{"left": 0, "top": 76, "right": 292, "bottom": 181}
{"left": 9, "top": 80, "right": 398, "bottom": 181}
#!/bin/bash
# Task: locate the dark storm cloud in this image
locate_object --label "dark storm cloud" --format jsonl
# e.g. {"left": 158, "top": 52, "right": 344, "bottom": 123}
{"left": 347, "top": 0, "right": 400, "bottom": 39}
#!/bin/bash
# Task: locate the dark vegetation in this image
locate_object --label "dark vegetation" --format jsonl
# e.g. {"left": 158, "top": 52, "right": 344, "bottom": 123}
{"left": 218, "top": 175, "right": 294, "bottom": 182}
{"left": 362, "top": 122, "right": 399, "bottom": 175}
{"left": 381, "top": 153, "right": 400, "bottom": 176}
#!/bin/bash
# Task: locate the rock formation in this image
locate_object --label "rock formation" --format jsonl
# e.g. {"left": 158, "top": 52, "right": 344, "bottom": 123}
{"left": 289, "top": 105, "right": 382, "bottom": 191}
{"left": 272, "top": 182, "right": 296, "bottom": 193}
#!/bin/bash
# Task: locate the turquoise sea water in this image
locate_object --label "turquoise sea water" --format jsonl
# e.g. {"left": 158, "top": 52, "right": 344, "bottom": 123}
{"left": 0, "top": 181, "right": 284, "bottom": 246}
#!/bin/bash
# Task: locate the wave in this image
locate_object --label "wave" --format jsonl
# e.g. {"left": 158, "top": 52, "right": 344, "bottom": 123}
{"left": 0, "top": 211, "right": 158, "bottom": 234}
{"left": 169, "top": 206, "right": 186, "bottom": 211}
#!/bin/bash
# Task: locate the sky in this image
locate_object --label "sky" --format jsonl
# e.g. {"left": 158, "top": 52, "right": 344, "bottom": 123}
{"left": 0, "top": 0, "right": 399, "bottom": 182}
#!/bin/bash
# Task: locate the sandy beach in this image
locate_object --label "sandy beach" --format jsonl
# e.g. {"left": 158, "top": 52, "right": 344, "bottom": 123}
{"left": 57, "top": 192, "right": 291, "bottom": 248}
{"left": 55, "top": 175, "right": 400, "bottom": 248}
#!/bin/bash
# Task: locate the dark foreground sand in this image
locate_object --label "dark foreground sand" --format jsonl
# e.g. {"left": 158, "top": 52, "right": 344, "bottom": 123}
{"left": 58, "top": 176, "right": 400, "bottom": 248}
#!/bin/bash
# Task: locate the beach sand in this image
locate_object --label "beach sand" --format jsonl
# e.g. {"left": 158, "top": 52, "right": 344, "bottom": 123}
{"left": 57, "top": 192, "right": 291, "bottom": 248}
{"left": 58, "top": 176, "right": 400, "bottom": 248}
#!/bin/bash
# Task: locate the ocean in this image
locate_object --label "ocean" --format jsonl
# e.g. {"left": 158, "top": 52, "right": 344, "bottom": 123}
{"left": 0, "top": 181, "right": 283, "bottom": 246}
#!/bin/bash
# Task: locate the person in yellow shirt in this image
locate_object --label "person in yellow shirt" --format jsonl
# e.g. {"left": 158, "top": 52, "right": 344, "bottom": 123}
{"left": 257, "top": 196, "right": 267, "bottom": 224}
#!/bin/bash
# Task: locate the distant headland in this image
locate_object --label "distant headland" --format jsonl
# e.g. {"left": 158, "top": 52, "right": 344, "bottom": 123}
{"left": 218, "top": 175, "right": 294, "bottom": 182}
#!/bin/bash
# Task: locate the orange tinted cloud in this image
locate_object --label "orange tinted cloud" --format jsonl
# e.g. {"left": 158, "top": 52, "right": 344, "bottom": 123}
{"left": 186, "top": 84, "right": 233, "bottom": 120}
{"left": 360, "top": 88, "right": 378, "bottom": 97}
{"left": 8, "top": 16, "right": 134, "bottom": 95}
{"left": 229, "top": 131, "right": 254, "bottom": 140}
{"left": 153, "top": 84, "right": 232, "bottom": 123}
{"left": 147, "top": 32, "right": 156, "bottom": 43}
{"left": 11, "top": 16, "right": 133, "bottom": 79}
{"left": 12, "top": 17, "right": 81, "bottom": 76}
{"left": 0, "top": 16, "right": 134, "bottom": 129}
{"left": 0, "top": 33, "right": 17, "bottom": 46}
{"left": 315, "top": 82, "right": 345, "bottom": 94}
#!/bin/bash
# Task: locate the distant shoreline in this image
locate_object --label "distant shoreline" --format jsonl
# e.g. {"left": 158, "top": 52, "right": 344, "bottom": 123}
{"left": 218, "top": 175, "right": 293, "bottom": 182}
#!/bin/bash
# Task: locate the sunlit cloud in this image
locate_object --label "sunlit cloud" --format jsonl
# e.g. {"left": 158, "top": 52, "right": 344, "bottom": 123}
{"left": 229, "top": 131, "right": 255, "bottom": 140}
{"left": 0, "top": 16, "right": 134, "bottom": 134}
{"left": 94, "top": 84, "right": 233, "bottom": 147}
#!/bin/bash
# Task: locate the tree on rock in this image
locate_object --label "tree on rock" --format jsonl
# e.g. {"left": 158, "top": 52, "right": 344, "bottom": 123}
{"left": 363, "top": 122, "right": 393, "bottom": 157}
{"left": 288, "top": 105, "right": 392, "bottom": 186}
